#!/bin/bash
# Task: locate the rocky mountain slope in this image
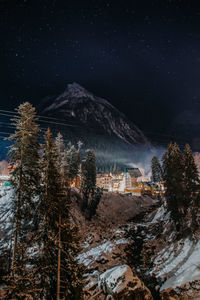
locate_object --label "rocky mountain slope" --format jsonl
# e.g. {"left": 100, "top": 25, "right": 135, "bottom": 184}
{"left": 39, "top": 82, "right": 148, "bottom": 146}
{"left": 72, "top": 191, "right": 200, "bottom": 299}
{"left": 38, "top": 83, "right": 155, "bottom": 168}
{"left": 1, "top": 187, "right": 200, "bottom": 299}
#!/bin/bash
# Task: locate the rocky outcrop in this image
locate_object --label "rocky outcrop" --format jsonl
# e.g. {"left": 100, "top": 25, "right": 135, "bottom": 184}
{"left": 75, "top": 194, "right": 159, "bottom": 299}
{"left": 100, "top": 265, "right": 153, "bottom": 300}
{"left": 84, "top": 264, "right": 153, "bottom": 300}
{"left": 160, "top": 280, "right": 200, "bottom": 299}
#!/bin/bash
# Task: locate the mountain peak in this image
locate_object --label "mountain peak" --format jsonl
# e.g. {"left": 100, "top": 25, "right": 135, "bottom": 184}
{"left": 67, "top": 82, "right": 86, "bottom": 92}
{"left": 65, "top": 82, "right": 93, "bottom": 99}
{"left": 39, "top": 82, "right": 151, "bottom": 168}
{"left": 40, "top": 82, "right": 148, "bottom": 145}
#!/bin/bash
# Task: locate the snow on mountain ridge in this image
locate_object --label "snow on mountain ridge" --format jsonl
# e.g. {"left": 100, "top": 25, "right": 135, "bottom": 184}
{"left": 44, "top": 82, "right": 113, "bottom": 113}
{"left": 41, "top": 82, "right": 148, "bottom": 146}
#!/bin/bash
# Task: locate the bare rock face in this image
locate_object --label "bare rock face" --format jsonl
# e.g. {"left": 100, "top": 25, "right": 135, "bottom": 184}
{"left": 84, "top": 264, "right": 153, "bottom": 300}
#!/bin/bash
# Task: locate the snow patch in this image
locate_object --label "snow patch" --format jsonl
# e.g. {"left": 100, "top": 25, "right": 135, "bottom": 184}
{"left": 151, "top": 206, "right": 169, "bottom": 223}
{"left": 0, "top": 187, "right": 14, "bottom": 250}
{"left": 99, "top": 265, "right": 129, "bottom": 293}
{"left": 153, "top": 238, "right": 192, "bottom": 279}
{"left": 77, "top": 241, "right": 114, "bottom": 267}
{"left": 160, "top": 239, "right": 200, "bottom": 290}
{"left": 114, "top": 238, "right": 128, "bottom": 245}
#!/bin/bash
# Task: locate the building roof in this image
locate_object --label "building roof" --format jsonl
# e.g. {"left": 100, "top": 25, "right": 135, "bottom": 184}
{"left": 97, "top": 173, "right": 112, "bottom": 178}
{"left": 0, "top": 175, "right": 10, "bottom": 180}
{"left": 126, "top": 168, "right": 142, "bottom": 178}
{"left": 112, "top": 179, "right": 121, "bottom": 183}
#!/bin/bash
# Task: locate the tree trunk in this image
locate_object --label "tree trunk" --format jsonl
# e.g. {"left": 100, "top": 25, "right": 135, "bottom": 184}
{"left": 11, "top": 198, "right": 20, "bottom": 274}
{"left": 11, "top": 159, "right": 23, "bottom": 275}
{"left": 57, "top": 214, "right": 61, "bottom": 300}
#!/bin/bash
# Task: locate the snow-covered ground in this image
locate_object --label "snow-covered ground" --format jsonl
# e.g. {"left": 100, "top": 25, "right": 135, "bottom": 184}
{"left": 77, "top": 240, "right": 114, "bottom": 267}
{"left": 0, "top": 187, "right": 13, "bottom": 250}
{"left": 77, "top": 237, "right": 129, "bottom": 267}
{"left": 159, "top": 239, "right": 200, "bottom": 290}
{"left": 150, "top": 205, "right": 170, "bottom": 224}
{"left": 99, "top": 265, "right": 129, "bottom": 294}
{"left": 148, "top": 205, "right": 200, "bottom": 291}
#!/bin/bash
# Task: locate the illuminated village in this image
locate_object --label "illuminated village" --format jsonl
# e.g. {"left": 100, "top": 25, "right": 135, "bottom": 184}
{"left": 96, "top": 167, "right": 164, "bottom": 196}
{"left": 0, "top": 160, "right": 164, "bottom": 196}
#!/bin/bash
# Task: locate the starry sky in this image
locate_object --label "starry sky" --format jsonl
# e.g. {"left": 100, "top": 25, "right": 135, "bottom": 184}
{"left": 1, "top": 0, "right": 200, "bottom": 147}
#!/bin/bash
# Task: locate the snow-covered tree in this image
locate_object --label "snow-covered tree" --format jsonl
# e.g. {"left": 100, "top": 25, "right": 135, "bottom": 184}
{"left": 66, "top": 142, "right": 82, "bottom": 186}
{"left": 4, "top": 102, "right": 41, "bottom": 299}
{"left": 55, "top": 132, "right": 68, "bottom": 186}
{"left": 35, "top": 129, "right": 83, "bottom": 300}
{"left": 55, "top": 132, "right": 65, "bottom": 160}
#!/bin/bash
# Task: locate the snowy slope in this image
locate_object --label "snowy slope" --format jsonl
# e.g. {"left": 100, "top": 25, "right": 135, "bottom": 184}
{"left": 0, "top": 187, "right": 13, "bottom": 251}
{"left": 147, "top": 206, "right": 200, "bottom": 291}
{"left": 153, "top": 238, "right": 200, "bottom": 290}
{"left": 77, "top": 238, "right": 128, "bottom": 268}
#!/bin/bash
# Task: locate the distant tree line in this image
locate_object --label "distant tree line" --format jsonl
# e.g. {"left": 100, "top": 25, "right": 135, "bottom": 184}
{"left": 1, "top": 102, "right": 102, "bottom": 299}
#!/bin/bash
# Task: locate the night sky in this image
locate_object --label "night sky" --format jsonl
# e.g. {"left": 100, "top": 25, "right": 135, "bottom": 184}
{"left": 1, "top": 0, "right": 200, "bottom": 146}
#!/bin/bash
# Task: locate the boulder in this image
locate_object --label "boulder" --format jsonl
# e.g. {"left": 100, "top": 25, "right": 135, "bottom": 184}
{"left": 99, "top": 264, "right": 153, "bottom": 300}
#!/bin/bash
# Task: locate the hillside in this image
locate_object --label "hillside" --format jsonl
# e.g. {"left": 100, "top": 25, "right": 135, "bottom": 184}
{"left": 1, "top": 187, "right": 200, "bottom": 299}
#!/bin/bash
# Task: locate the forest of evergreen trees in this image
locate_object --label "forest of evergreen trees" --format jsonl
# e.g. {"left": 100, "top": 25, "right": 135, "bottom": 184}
{"left": 151, "top": 142, "right": 200, "bottom": 233}
{"left": 0, "top": 102, "right": 102, "bottom": 299}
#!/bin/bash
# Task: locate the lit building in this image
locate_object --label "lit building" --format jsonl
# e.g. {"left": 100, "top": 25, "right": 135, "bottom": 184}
{"left": 123, "top": 171, "right": 131, "bottom": 188}
{"left": 96, "top": 173, "right": 112, "bottom": 190}
{"left": 96, "top": 167, "right": 143, "bottom": 194}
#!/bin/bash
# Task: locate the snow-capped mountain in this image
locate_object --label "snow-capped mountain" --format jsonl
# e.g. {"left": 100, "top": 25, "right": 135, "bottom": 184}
{"left": 39, "top": 83, "right": 154, "bottom": 168}
{"left": 40, "top": 82, "right": 148, "bottom": 146}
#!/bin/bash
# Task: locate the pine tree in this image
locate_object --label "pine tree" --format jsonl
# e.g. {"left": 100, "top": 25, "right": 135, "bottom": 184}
{"left": 162, "top": 142, "right": 185, "bottom": 227}
{"left": 4, "top": 102, "right": 41, "bottom": 299}
{"left": 55, "top": 132, "right": 68, "bottom": 185}
{"left": 81, "top": 149, "right": 102, "bottom": 220}
{"left": 76, "top": 141, "right": 82, "bottom": 186}
{"left": 183, "top": 144, "right": 200, "bottom": 231}
{"left": 55, "top": 132, "right": 65, "bottom": 164}
{"left": 55, "top": 132, "right": 84, "bottom": 299}
{"left": 81, "top": 149, "right": 96, "bottom": 212}
{"left": 87, "top": 187, "right": 103, "bottom": 220}
{"left": 183, "top": 144, "right": 199, "bottom": 207}
{"left": 35, "top": 129, "right": 83, "bottom": 300}
{"left": 151, "top": 156, "right": 163, "bottom": 199}
{"left": 4, "top": 242, "right": 40, "bottom": 299}
{"left": 151, "top": 156, "right": 162, "bottom": 183}
{"left": 66, "top": 142, "right": 81, "bottom": 186}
